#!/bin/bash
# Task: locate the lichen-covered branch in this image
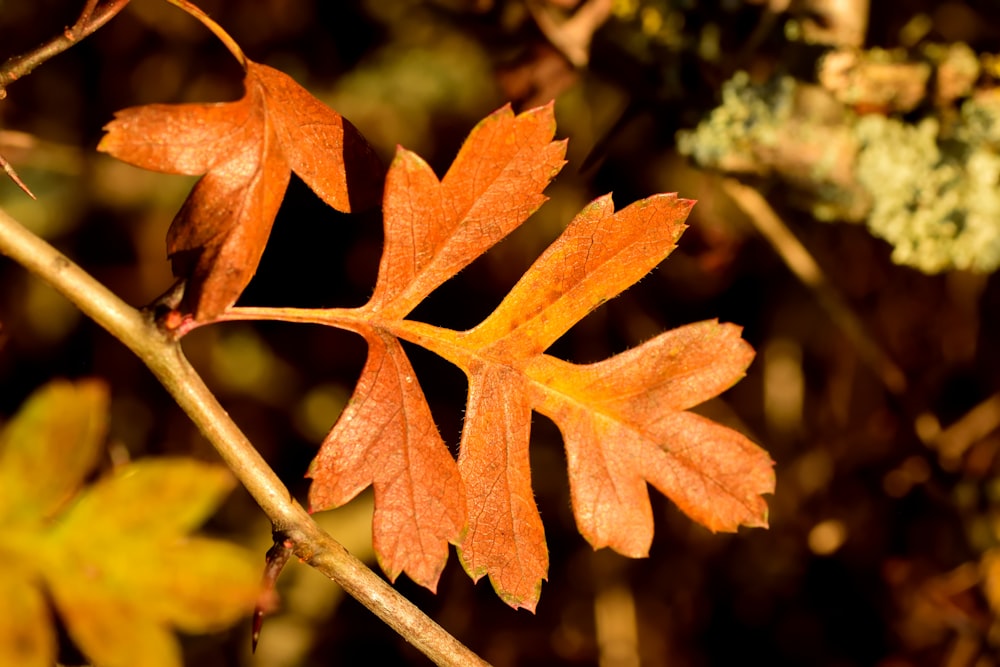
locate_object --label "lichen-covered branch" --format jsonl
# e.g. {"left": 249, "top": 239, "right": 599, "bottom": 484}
{"left": 678, "top": 42, "right": 1000, "bottom": 273}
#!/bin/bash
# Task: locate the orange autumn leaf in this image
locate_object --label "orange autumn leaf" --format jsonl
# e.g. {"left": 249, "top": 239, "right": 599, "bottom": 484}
{"left": 525, "top": 321, "right": 771, "bottom": 555}
{"left": 302, "top": 103, "right": 774, "bottom": 611}
{"left": 98, "top": 60, "right": 382, "bottom": 320}
{"left": 308, "top": 103, "right": 566, "bottom": 592}
{"left": 306, "top": 328, "right": 466, "bottom": 590}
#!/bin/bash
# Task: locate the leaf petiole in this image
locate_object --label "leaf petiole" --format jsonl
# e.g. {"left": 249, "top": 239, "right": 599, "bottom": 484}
{"left": 162, "top": 0, "right": 247, "bottom": 69}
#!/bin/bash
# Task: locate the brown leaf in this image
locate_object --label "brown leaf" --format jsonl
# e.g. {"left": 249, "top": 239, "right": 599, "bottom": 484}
{"left": 99, "top": 61, "right": 383, "bottom": 319}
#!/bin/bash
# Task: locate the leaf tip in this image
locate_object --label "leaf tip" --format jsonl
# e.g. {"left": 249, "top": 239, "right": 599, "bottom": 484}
{"left": 498, "top": 579, "right": 544, "bottom": 613}
{"left": 456, "top": 546, "right": 488, "bottom": 584}
{"left": 96, "top": 113, "right": 132, "bottom": 157}
{"left": 304, "top": 494, "right": 329, "bottom": 516}
{"left": 95, "top": 133, "right": 112, "bottom": 155}
{"left": 523, "top": 98, "right": 556, "bottom": 116}
{"left": 251, "top": 609, "right": 263, "bottom": 653}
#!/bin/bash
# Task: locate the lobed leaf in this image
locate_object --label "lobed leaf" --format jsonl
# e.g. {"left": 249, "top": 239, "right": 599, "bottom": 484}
{"left": 301, "top": 104, "right": 775, "bottom": 611}
{"left": 41, "top": 459, "right": 259, "bottom": 665}
{"left": 0, "top": 381, "right": 260, "bottom": 665}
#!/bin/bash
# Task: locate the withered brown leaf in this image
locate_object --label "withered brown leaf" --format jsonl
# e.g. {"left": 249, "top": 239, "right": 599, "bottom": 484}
{"left": 99, "top": 61, "right": 383, "bottom": 319}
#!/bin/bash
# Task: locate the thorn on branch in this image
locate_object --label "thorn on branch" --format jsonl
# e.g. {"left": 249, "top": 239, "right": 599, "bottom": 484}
{"left": 252, "top": 533, "right": 294, "bottom": 653}
{"left": 0, "top": 152, "right": 36, "bottom": 199}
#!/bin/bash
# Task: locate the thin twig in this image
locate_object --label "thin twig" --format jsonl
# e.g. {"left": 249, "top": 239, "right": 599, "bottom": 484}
{"left": 527, "top": 0, "right": 613, "bottom": 68}
{"left": 0, "top": 0, "right": 130, "bottom": 191}
{"left": 70, "top": 0, "right": 103, "bottom": 39}
{"left": 0, "top": 0, "right": 132, "bottom": 99}
{"left": 0, "top": 206, "right": 490, "bottom": 667}
{"left": 722, "top": 178, "right": 907, "bottom": 395}
{"left": 930, "top": 392, "right": 1000, "bottom": 461}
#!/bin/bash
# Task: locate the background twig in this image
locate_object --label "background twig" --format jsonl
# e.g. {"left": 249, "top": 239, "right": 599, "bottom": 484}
{"left": 722, "top": 178, "right": 908, "bottom": 395}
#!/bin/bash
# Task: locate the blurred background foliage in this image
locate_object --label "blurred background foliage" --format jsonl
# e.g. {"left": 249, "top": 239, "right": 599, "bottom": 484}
{"left": 3, "top": 0, "right": 1000, "bottom": 665}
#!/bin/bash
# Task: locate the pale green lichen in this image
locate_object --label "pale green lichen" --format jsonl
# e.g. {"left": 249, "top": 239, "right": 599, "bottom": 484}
{"left": 854, "top": 102, "right": 1000, "bottom": 273}
{"left": 676, "top": 71, "right": 795, "bottom": 168}
{"left": 679, "top": 68, "right": 1000, "bottom": 273}
{"left": 959, "top": 96, "right": 1000, "bottom": 147}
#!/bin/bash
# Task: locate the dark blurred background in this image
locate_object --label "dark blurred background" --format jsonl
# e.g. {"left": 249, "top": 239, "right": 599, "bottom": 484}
{"left": 3, "top": 1, "right": 1000, "bottom": 665}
